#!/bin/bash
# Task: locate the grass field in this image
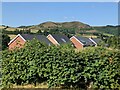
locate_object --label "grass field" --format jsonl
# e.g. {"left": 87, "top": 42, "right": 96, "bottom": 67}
{"left": 102, "top": 33, "right": 114, "bottom": 36}
{"left": 8, "top": 34, "right": 16, "bottom": 39}
{"left": 76, "top": 33, "right": 97, "bottom": 38}
{"left": 31, "top": 29, "right": 39, "bottom": 33}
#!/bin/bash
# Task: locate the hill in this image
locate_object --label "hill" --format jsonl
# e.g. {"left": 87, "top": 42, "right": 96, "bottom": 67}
{"left": 1, "top": 21, "right": 96, "bottom": 38}
{"left": 0, "top": 21, "right": 119, "bottom": 39}
{"left": 93, "top": 25, "right": 119, "bottom": 36}
{"left": 18, "top": 21, "right": 90, "bottom": 29}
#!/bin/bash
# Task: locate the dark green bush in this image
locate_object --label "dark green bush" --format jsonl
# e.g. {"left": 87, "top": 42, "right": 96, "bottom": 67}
{"left": 2, "top": 40, "right": 120, "bottom": 89}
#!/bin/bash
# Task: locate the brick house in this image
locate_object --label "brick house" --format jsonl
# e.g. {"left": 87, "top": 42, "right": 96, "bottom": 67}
{"left": 47, "top": 34, "right": 70, "bottom": 45}
{"left": 8, "top": 34, "right": 52, "bottom": 49}
{"left": 70, "top": 36, "right": 95, "bottom": 49}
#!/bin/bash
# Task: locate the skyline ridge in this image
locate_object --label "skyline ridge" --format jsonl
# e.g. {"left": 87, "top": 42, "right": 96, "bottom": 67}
{"left": 1, "top": 21, "right": 119, "bottom": 28}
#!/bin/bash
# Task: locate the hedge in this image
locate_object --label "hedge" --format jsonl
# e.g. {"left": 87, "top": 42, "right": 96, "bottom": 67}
{"left": 2, "top": 39, "right": 120, "bottom": 89}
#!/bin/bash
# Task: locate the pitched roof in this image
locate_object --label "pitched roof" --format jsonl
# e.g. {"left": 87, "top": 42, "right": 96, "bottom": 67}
{"left": 50, "top": 34, "right": 70, "bottom": 44}
{"left": 8, "top": 34, "right": 52, "bottom": 45}
{"left": 74, "top": 36, "right": 95, "bottom": 46}
{"left": 90, "top": 38, "right": 102, "bottom": 44}
{"left": 21, "top": 34, "right": 52, "bottom": 45}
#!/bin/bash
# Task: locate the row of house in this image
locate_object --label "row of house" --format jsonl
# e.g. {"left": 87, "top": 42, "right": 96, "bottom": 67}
{"left": 8, "top": 34, "right": 101, "bottom": 50}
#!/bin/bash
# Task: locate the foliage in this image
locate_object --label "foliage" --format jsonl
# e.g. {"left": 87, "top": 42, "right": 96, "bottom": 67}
{"left": 2, "top": 29, "right": 32, "bottom": 35}
{"left": 2, "top": 40, "right": 120, "bottom": 89}
{"left": 103, "top": 36, "right": 120, "bottom": 49}
{"left": 2, "top": 39, "right": 48, "bottom": 87}
{"left": 1, "top": 34, "right": 10, "bottom": 50}
{"left": 0, "top": 30, "right": 2, "bottom": 51}
{"left": 2, "top": 22, "right": 119, "bottom": 37}
{"left": 94, "top": 26, "right": 119, "bottom": 36}
{"left": 80, "top": 48, "right": 120, "bottom": 89}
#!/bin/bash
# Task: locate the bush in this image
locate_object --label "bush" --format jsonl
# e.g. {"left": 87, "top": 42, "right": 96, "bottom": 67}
{"left": 1, "top": 34, "right": 10, "bottom": 50}
{"left": 2, "top": 40, "right": 120, "bottom": 89}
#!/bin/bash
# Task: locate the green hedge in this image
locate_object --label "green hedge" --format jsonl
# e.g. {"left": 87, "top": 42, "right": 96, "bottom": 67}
{"left": 2, "top": 39, "right": 120, "bottom": 89}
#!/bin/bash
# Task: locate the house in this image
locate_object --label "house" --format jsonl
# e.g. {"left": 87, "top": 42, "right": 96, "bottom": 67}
{"left": 70, "top": 36, "right": 95, "bottom": 49}
{"left": 8, "top": 34, "right": 52, "bottom": 49}
{"left": 89, "top": 38, "right": 102, "bottom": 46}
{"left": 47, "top": 34, "right": 70, "bottom": 45}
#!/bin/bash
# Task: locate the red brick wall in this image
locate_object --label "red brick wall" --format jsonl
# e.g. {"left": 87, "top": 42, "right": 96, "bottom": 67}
{"left": 47, "top": 35, "right": 58, "bottom": 45}
{"left": 9, "top": 36, "right": 26, "bottom": 50}
{"left": 70, "top": 37, "right": 83, "bottom": 49}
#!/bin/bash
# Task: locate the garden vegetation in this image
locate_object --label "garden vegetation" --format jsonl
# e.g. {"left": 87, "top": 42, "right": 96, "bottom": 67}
{"left": 2, "top": 39, "right": 120, "bottom": 89}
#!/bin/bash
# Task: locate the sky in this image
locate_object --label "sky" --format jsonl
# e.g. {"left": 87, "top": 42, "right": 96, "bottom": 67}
{"left": 2, "top": 2, "right": 118, "bottom": 27}
{"left": 1, "top": 0, "right": 120, "bottom": 2}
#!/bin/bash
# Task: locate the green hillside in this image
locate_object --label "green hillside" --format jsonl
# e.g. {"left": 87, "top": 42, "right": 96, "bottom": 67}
{"left": 1, "top": 21, "right": 119, "bottom": 38}
{"left": 93, "top": 25, "right": 119, "bottom": 36}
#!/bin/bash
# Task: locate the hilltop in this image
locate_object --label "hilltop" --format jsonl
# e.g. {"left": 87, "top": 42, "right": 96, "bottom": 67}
{"left": 17, "top": 21, "right": 90, "bottom": 29}
{"left": 1, "top": 21, "right": 92, "bottom": 32}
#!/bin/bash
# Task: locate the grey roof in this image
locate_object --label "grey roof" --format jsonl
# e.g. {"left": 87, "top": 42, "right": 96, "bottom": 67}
{"left": 51, "top": 34, "right": 70, "bottom": 44}
{"left": 91, "top": 38, "right": 102, "bottom": 44}
{"left": 75, "top": 36, "right": 95, "bottom": 46}
{"left": 21, "top": 34, "right": 52, "bottom": 45}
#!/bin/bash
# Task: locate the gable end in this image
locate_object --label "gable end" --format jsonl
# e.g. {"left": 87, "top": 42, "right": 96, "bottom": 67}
{"left": 8, "top": 34, "right": 26, "bottom": 45}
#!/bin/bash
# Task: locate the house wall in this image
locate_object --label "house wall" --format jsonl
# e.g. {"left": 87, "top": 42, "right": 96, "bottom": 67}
{"left": 70, "top": 37, "right": 83, "bottom": 49}
{"left": 9, "top": 36, "right": 26, "bottom": 50}
{"left": 47, "top": 35, "right": 58, "bottom": 45}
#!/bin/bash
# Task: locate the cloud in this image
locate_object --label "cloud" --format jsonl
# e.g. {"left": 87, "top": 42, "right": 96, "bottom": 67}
{"left": 64, "top": 16, "right": 76, "bottom": 20}
{"left": 64, "top": 17, "right": 68, "bottom": 19}
{"left": 114, "top": 0, "right": 120, "bottom": 2}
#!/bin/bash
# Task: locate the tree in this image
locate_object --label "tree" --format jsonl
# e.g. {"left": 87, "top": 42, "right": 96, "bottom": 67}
{"left": 2, "top": 34, "right": 10, "bottom": 50}
{"left": 106, "top": 36, "right": 120, "bottom": 49}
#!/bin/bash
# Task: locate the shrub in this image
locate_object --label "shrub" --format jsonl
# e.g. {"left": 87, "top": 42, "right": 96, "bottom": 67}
{"left": 2, "top": 40, "right": 120, "bottom": 89}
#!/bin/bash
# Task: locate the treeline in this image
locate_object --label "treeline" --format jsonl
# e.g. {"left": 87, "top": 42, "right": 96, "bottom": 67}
{"left": 1, "top": 26, "right": 116, "bottom": 38}
{"left": 2, "top": 29, "right": 32, "bottom": 35}
{"left": 1, "top": 24, "right": 120, "bottom": 36}
{"left": 103, "top": 36, "right": 120, "bottom": 49}
{"left": 94, "top": 26, "right": 120, "bottom": 36}
{"left": 2, "top": 40, "right": 120, "bottom": 89}
{"left": 1, "top": 27, "right": 98, "bottom": 38}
